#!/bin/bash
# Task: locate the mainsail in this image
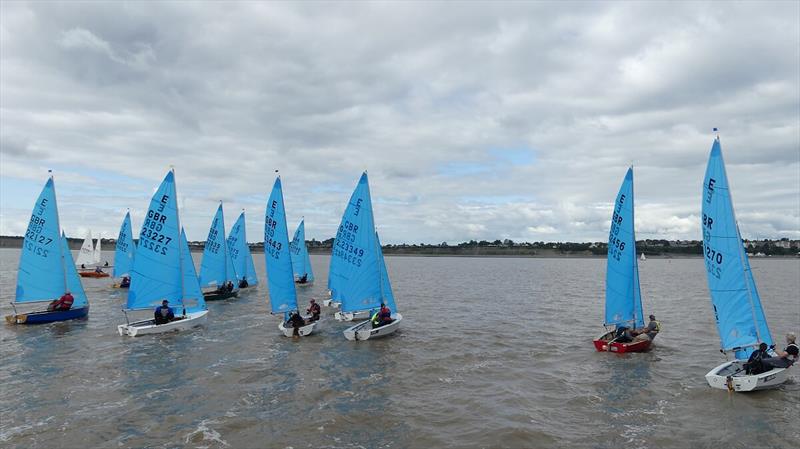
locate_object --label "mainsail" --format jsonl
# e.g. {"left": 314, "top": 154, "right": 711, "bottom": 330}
{"left": 604, "top": 167, "right": 644, "bottom": 329}
{"left": 227, "top": 212, "right": 259, "bottom": 286}
{"left": 289, "top": 219, "right": 315, "bottom": 282}
{"left": 113, "top": 211, "right": 136, "bottom": 277}
{"left": 15, "top": 177, "right": 70, "bottom": 304}
{"left": 75, "top": 230, "right": 95, "bottom": 267}
{"left": 127, "top": 170, "right": 184, "bottom": 311}
{"left": 199, "top": 203, "right": 238, "bottom": 288}
{"left": 93, "top": 236, "right": 102, "bottom": 265}
{"left": 264, "top": 177, "right": 297, "bottom": 314}
{"left": 331, "top": 172, "right": 382, "bottom": 313}
{"left": 701, "top": 138, "right": 772, "bottom": 359}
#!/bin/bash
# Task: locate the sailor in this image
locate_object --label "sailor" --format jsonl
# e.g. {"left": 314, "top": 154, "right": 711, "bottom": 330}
{"left": 120, "top": 276, "right": 131, "bottom": 288}
{"left": 762, "top": 333, "right": 799, "bottom": 369}
{"left": 238, "top": 276, "right": 249, "bottom": 288}
{"left": 744, "top": 342, "right": 770, "bottom": 375}
{"left": 288, "top": 312, "right": 306, "bottom": 337}
{"left": 306, "top": 298, "right": 321, "bottom": 321}
{"left": 94, "top": 266, "right": 103, "bottom": 273}
{"left": 614, "top": 326, "right": 634, "bottom": 343}
{"left": 298, "top": 273, "right": 308, "bottom": 284}
{"left": 154, "top": 300, "right": 175, "bottom": 325}
{"left": 80, "top": 264, "right": 86, "bottom": 269}
{"left": 634, "top": 315, "right": 661, "bottom": 341}
{"left": 47, "top": 291, "right": 74, "bottom": 311}
{"left": 104, "top": 261, "right": 109, "bottom": 267}
{"left": 377, "top": 303, "right": 393, "bottom": 327}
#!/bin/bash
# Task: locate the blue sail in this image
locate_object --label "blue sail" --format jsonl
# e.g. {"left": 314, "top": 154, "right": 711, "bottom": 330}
{"left": 199, "top": 203, "right": 237, "bottom": 288}
{"left": 113, "top": 211, "right": 136, "bottom": 277}
{"left": 604, "top": 168, "right": 644, "bottom": 329}
{"left": 15, "top": 177, "right": 68, "bottom": 304}
{"left": 375, "top": 232, "right": 397, "bottom": 313}
{"left": 331, "top": 172, "right": 382, "bottom": 313}
{"left": 226, "top": 212, "right": 259, "bottom": 286}
{"left": 264, "top": 177, "right": 297, "bottom": 314}
{"left": 127, "top": 170, "right": 183, "bottom": 310}
{"left": 702, "top": 138, "right": 772, "bottom": 359}
{"left": 180, "top": 228, "right": 206, "bottom": 313}
{"left": 289, "top": 219, "right": 315, "bottom": 282}
{"left": 61, "top": 232, "right": 89, "bottom": 308}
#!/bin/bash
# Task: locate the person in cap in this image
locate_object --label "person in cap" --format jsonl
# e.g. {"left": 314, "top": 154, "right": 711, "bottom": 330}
{"left": 154, "top": 300, "right": 175, "bottom": 325}
{"left": 306, "top": 298, "right": 321, "bottom": 321}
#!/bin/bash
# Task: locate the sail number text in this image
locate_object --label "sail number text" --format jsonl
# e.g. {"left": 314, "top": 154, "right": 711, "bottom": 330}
{"left": 24, "top": 197, "right": 53, "bottom": 258}
{"left": 608, "top": 194, "right": 626, "bottom": 262}
{"left": 140, "top": 194, "right": 171, "bottom": 256}
{"left": 334, "top": 220, "right": 364, "bottom": 267}
{"left": 264, "top": 200, "right": 282, "bottom": 260}
{"left": 702, "top": 213, "right": 722, "bottom": 279}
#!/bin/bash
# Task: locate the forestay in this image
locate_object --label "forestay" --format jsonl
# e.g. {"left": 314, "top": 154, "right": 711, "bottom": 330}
{"left": 701, "top": 138, "right": 772, "bottom": 359}
{"left": 113, "top": 211, "right": 136, "bottom": 277}
{"left": 15, "top": 177, "right": 68, "bottom": 304}
{"left": 227, "top": 212, "right": 259, "bottom": 286}
{"left": 127, "top": 170, "right": 184, "bottom": 311}
{"left": 331, "top": 172, "right": 382, "bottom": 314}
{"left": 289, "top": 219, "right": 314, "bottom": 282}
{"left": 180, "top": 228, "right": 206, "bottom": 313}
{"left": 376, "top": 232, "right": 396, "bottom": 313}
{"left": 264, "top": 177, "right": 297, "bottom": 314}
{"left": 199, "top": 203, "right": 238, "bottom": 288}
{"left": 604, "top": 168, "right": 644, "bottom": 329}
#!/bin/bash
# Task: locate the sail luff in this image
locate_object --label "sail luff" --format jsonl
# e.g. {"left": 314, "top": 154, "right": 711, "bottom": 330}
{"left": 51, "top": 176, "right": 69, "bottom": 293}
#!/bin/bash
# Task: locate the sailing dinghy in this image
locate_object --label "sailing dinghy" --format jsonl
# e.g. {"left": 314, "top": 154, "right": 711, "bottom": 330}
{"left": 199, "top": 203, "right": 239, "bottom": 301}
{"left": 289, "top": 218, "right": 315, "bottom": 286}
{"left": 701, "top": 136, "right": 790, "bottom": 391}
{"left": 112, "top": 210, "right": 135, "bottom": 288}
{"left": 117, "top": 170, "right": 208, "bottom": 336}
{"left": 330, "top": 172, "right": 402, "bottom": 340}
{"left": 227, "top": 211, "right": 259, "bottom": 289}
{"left": 593, "top": 168, "right": 651, "bottom": 353}
{"left": 6, "top": 175, "right": 90, "bottom": 324}
{"left": 76, "top": 231, "right": 110, "bottom": 278}
{"left": 265, "top": 176, "right": 318, "bottom": 337}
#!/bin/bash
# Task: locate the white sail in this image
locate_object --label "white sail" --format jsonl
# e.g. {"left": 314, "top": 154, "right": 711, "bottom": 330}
{"left": 93, "top": 237, "right": 102, "bottom": 265}
{"left": 75, "top": 230, "right": 95, "bottom": 267}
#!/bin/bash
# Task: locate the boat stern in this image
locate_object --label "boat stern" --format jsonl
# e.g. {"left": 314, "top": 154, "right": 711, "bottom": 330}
{"left": 705, "top": 360, "right": 790, "bottom": 392}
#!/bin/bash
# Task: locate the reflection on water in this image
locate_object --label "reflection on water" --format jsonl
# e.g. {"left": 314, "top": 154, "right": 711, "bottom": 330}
{"left": 0, "top": 249, "right": 798, "bottom": 448}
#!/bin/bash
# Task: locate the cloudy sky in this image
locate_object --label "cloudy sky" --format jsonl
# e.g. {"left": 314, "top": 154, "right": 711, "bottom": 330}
{"left": 1, "top": 1, "right": 798, "bottom": 244}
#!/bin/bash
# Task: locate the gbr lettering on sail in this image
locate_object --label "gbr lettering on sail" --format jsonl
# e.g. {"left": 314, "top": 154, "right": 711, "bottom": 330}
{"left": 702, "top": 177, "right": 722, "bottom": 279}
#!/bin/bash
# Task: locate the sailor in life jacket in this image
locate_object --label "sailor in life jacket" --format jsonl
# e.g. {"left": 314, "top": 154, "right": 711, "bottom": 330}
{"left": 761, "top": 333, "right": 799, "bottom": 370}
{"left": 635, "top": 314, "right": 661, "bottom": 341}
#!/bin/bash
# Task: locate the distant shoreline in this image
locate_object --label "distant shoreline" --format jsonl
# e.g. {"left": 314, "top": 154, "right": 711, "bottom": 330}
{"left": 1, "top": 235, "right": 797, "bottom": 259}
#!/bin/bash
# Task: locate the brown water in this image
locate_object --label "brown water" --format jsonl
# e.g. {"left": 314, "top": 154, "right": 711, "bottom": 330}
{"left": 0, "top": 249, "right": 798, "bottom": 448}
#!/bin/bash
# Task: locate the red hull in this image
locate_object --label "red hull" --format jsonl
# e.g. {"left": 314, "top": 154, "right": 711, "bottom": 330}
{"left": 593, "top": 331, "right": 652, "bottom": 353}
{"left": 79, "top": 271, "right": 110, "bottom": 278}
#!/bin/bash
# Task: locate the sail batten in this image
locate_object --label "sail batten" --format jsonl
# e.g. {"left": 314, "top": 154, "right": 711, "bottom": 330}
{"left": 604, "top": 168, "right": 644, "bottom": 329}
{"left": 701, "top": 138, "right": 772, "bottom": 359}
{"left": 264, "top": 177, "right": 297, "bottom": 314}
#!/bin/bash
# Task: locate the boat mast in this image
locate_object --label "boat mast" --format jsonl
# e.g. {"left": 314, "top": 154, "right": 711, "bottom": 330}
{"left": 716, "top": 133, "right": 765, "bottom": 346}
{"left": 172, "top": 167, "right": 186, "bottom": 308}
{"left": 50, "top": 170, "right": 69, "bottom": 294}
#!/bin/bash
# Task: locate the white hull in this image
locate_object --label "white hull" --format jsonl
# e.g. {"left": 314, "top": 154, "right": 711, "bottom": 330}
{"left": 323, "top": 298, "right": 341, "bottom": 309}
{"left": 118, "top": 310, "right": 208, "bottom": 337}
{"left": 335, "top": 310, "right": 371, "bottom": 322}
{"left": 705, "top": 359, "right": 790, "bottom": 392}
{"left": 278, "top": 318, "right": 318, "bottom": 337}
{"left": 344, "top": 313, "right": 402, "bottom": 341}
